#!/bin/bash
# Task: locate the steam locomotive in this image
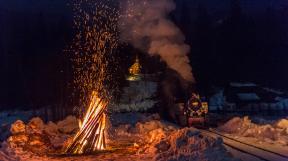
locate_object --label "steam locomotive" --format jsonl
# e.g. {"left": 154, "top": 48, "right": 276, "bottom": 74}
{"left": 177, "top": 93, "right": 209, "bottom": 127}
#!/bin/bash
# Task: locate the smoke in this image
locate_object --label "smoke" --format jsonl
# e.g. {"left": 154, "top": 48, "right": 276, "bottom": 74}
{"left": 119, "top": 0, "right": 195, "bottom": 82}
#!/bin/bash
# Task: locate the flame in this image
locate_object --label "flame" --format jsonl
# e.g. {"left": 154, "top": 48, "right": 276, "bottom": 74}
{"left": 65, "top": 0, "right": 119, "bottom": 154}
{"left": 65, "top": 91, "right": 108, "bottom": 154}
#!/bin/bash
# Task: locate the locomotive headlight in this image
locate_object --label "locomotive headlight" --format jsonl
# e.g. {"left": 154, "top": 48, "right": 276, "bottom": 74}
{"left": 201, "top": 102, "right": 208, "bottom": 108}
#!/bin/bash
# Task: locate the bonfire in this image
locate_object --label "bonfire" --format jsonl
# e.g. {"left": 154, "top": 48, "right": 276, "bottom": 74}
{"left": 65, "top": 92, "right": 108, "bottom": 154}
{"left": 64, "top": 0, "right": 119, "bottom": 154}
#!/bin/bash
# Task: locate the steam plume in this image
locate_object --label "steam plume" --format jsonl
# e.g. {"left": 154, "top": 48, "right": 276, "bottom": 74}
{"left": 119, "top": 0, "right": 195, "bottom": 82}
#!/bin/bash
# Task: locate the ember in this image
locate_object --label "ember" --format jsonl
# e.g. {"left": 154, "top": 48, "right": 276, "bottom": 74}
{"left": 64, "top": 0, "right": 119, "bottom": 154}
{"left": 65, "top": 92, "right": 108, "bottom": 154}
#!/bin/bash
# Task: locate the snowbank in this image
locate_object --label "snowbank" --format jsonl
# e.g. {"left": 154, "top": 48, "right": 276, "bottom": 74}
{"left": 275, "top": 119, "right": 288, "bottom": 129}
{"left": 1, "top": 113, "right": 239, "bottom": 161}
{"left": 6, "top": 115, "right": 78, "bottom": 155}
{"left": 219, "top": 116, "right": 288, "bottom": 146}
{"left": 110, "top": 117, "right": 237, "bottom": 161}
{"left": 0, "top": 110, "right": 35, "bottom": 141}
{"left": 153, "top": 128, "right": 238, "bottom": 161}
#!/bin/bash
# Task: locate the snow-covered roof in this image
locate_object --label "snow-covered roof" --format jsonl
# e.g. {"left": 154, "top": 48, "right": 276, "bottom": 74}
{"left": 263, "top": 88, "right": 284, "bottom": 95}
{"left": 237, "top": 93, "right": 260, "bottom": 101}
{"left": 230, "top": 82, "right": 257, "bottom": 87}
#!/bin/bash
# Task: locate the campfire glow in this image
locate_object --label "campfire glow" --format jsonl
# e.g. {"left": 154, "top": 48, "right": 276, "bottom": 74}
{"left": 65, "top": 91, "right": 108, "bottom": 154}
{"left": 65, "top": 0, "right": 119, "bottom": 154}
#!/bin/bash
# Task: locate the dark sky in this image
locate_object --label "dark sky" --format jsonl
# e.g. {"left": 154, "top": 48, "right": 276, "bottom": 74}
{"left": 0, "top": 0, "right": 288, "bottom": 106}
{"left": 0, "top": 0, "right": 286, "bottom": 14}
{"left": 174, "top": 0, "right": 288, "bottom": 20}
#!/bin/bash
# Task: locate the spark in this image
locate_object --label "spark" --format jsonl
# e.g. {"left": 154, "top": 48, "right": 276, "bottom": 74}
{"left": 64, "top": 0, "right": 119, "bottom": 154}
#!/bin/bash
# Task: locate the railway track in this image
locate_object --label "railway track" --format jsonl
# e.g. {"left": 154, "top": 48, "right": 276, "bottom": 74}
{"left": 197, "top": 128, "right": 288, "bottom": 161}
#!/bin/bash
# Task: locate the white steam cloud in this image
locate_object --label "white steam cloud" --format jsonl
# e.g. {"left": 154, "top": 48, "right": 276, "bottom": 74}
{"left": 119, "top": 0, "right": 195, "bottom": 82}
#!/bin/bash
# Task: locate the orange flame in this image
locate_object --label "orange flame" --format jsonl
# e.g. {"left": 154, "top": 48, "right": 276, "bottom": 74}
{"left": 65, "top": 91, "right": 108, "bottom": 154}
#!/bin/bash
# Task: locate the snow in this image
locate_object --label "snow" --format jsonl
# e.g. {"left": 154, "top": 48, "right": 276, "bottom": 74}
{"left": 110, "top": 81, "right": 158, "bottom": 112}
{"left": 0, "top": 113, "right": 239, "bottom": 161}
{"left": 275, "top": 97, "right": 288, "bottom": 110}
{"left": 56, "top": 116, "right": 79, "bottom": 134}
{"left": 275, "top": 119, "right": 288, "bottom": 129}
{"left": 10, "top": 120, "right": 26, "bottom": 135}
{"left": 218, "top": 116, "right": 288, "bottom": 147}
{"left": 230, "top": 82, "right": 257, "bottom": 87}
{"left": 237, "top": 93, "right": 260, "bottom": 101}
{"left": 2, "top": 115, "right": 78, "bottom": 156}
{"left": 263, "top": 88, "right": 284, "bottom": 95}
{"left": 153, "top": 128, "right": 238, "bottom": 161}
{"left": 209, "top": 89, "right": 225, "bottom": 111}
{"left": 0, "top": 110, "right": 34, "bottom": 141}
{"left": 225, "top": 135, "right": 288, "bottom": 158}
{"left": 211, "top": 82, "right": 288, "bottom": 111}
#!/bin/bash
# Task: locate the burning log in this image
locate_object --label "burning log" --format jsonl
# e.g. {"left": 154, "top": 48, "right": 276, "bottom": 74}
{"left": 65, "top": 0, "right": 119, "bottom": 155}
{"left": 64, "top": 92, "right": 108, "bottom": 154}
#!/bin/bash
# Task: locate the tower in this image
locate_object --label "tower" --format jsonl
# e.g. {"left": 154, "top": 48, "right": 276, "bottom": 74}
{"left": 127, "top": 55, "right": 142, "bottom": 81}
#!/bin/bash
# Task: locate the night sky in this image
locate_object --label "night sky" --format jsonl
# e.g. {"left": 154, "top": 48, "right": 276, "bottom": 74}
{"left": 0, "top": 0, "right": 288, "bottom": 107}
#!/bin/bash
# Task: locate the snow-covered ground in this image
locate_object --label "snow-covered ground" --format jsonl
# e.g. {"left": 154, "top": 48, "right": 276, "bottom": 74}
{"left": 217, "top": 116, "right": 288, "bottom": 158}
{"left": 0, "top": 110, "right": 35, "bottom": 141}
{"left": 0, "top": 112, "right": 239, "bottom": 161}
{"left": 3, "top": 109, "right": 287, "bottom": 161}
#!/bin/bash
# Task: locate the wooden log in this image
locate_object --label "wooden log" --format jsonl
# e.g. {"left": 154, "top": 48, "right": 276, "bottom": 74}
{"left": 64, "top": 101, "right": 107, "bottom": 154}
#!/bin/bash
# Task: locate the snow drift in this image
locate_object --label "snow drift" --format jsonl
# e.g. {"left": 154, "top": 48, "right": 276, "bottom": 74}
{"left": 1, "top": 113, "right": 239, "bottom": 161}
{"left": 219, "top": 116, "right": 288, "bottom": 146}
{"left": 152, "top": 128, "right": 238, "bottom": 161}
